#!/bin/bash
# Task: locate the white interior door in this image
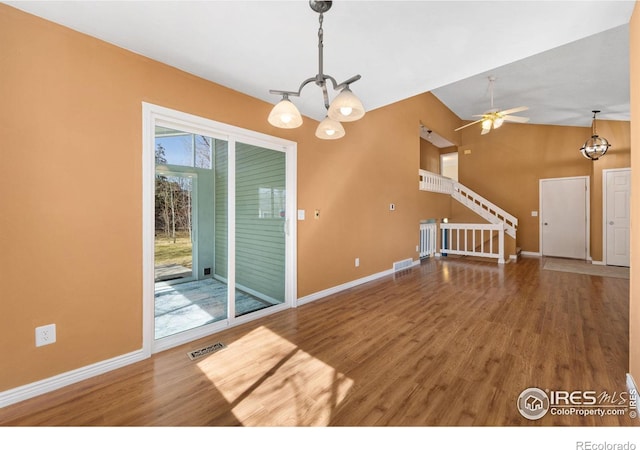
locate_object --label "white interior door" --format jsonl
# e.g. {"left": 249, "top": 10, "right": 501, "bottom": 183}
{"left": 540, "top": 177, "right": 588, "bottom": 259}
{"left": 605, "top": 169, "right": 630, "bottom": 267}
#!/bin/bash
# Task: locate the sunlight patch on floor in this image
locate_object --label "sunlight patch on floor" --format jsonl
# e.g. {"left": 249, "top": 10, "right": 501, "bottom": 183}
{"left": 196, "top": 326, "right": 354, "bottom": 426}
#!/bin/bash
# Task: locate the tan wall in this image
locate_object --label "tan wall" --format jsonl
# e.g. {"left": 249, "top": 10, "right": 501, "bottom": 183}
{"left": 629, "top": 1, "right": 640, "bottom": 385}
{"left": 457, "top": 120, "right": 630, "bottom": 257}
{"left": 420, "top": 138, "right": 441, "bottom": 172}
{"left": 0, "top": 5, "right": 457, "bottom": 391}
{"left": 298, "top": 92, "right": 457, "bottom": 295}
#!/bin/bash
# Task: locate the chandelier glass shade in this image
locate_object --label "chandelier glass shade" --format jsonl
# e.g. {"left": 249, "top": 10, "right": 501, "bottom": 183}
{"left": 327, "top": 87, "right": 365, "bottom": 122}
{"left": 580, "top": 110, "right": 610, "bottom": 160}
{"left": 267, "top": 1, "right": 365, "bottom": 140}
{"left": 267, "top": 95, "right": 303, "bottom": 129}
{"left": 316, "top": 116, "right": 345, "bottom": 139}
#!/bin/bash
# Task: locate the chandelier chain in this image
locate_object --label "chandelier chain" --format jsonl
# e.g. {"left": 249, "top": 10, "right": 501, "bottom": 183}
{"left": 317, "top": 11, "right": 325, "bottom": 93}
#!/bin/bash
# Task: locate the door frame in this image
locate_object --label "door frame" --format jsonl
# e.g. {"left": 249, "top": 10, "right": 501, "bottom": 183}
{"left": 539, "top": 176, "right": 590, "bottom": 260}
{"left": 142, "top": 102, "right": 297, "bottom": 355}
{"left": 602, "top": 167, "right": 631, "bottom": 266}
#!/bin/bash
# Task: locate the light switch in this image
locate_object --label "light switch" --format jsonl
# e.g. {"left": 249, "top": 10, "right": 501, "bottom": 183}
{"left": 531, "top": 211, "right": 538, "bottom": 217}
{"left": 297, "top": 209, "right": 305, "bottom": 220}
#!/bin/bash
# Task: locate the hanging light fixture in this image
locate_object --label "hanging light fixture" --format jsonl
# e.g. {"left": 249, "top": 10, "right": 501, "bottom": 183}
{"left": 580, "top": 110, "right": 611, "bottom": 160}
{"left": 267, "top": 0, "right": 365, "bottom": 140}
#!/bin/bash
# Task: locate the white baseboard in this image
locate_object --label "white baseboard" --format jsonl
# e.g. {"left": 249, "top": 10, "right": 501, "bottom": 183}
{"left": 297, "top": 267, "right": 396, "bottom": 307}
{"left": 0, "top": 348, "right": 148, "bottom": 408}
{"left": 591, "top": 260, "right": 605, "bottom": 266}
{"left": 297, "top": 258, "right": 421, "bottom": 307}
{"left": 520, "top": 251, "right": 541, "bottom": 257}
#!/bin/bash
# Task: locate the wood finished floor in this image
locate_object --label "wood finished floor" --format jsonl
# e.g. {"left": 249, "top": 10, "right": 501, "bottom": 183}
{"left": 0, "top": 256, "right": 636, "bottom": 426}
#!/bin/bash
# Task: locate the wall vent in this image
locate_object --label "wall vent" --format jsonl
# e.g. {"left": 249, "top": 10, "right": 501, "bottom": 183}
{"left": 393, "top": 258, "right": 413, "bottom": 271}
{"left": 187, "top": 342, "right": 226, "bottom": 360}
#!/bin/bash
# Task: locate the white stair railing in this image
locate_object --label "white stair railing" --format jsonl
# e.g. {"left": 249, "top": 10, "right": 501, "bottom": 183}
{"left": 441, "top": 222, "right": 505, "bottom": 264}
{"left": 419, "top": 170, "right": 454, "bottom": 194}
{"left": 451, "top": 182, "right": 517, "bottom": 239}
{"left": 418, "top": 169, "right": 517, "bottom": 239}
{"left": 419, "top": 222, "right": 437, "bottom": 258}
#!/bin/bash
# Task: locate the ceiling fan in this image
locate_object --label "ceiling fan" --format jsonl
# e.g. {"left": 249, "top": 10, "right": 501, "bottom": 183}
{"left": 455, "top": 76, "right": 529, "bottom": 135}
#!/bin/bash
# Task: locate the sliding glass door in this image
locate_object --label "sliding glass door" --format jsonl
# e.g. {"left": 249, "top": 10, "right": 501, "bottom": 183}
{"left": 144, "top": 103, "right": 296, "bottom": 353}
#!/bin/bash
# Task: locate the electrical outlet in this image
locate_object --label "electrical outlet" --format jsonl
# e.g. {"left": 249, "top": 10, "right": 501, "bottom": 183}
{"left": 35, "top": 324, "right": 56, "bottom": 347}
{"left": 355, "top": 257, "right": 360, "bottom": 267}
{"left": 389, "top": 203, "right": 395, "bottom": 211}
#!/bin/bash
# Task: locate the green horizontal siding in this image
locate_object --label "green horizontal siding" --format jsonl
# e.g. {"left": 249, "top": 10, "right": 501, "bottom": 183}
{"left": 236, "top": 143, "right": 286, "bottom": 302}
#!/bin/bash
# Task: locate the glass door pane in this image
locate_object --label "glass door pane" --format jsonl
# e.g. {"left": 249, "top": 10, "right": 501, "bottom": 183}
{"left": 154, "top": 173, "right": 194, "bottom": 283}
{"left": 153, "top": 124, "right": 229, "bottom": 341}
{"left": 235, "top": 142, "right": 286, "bottom": 317}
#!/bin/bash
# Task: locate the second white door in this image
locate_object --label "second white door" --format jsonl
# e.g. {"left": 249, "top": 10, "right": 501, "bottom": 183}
{"left": 605, "top": 169, "right": 630, "bottom": 267}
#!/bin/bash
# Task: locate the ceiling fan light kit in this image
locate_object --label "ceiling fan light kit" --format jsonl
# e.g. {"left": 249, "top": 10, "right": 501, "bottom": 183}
{"left": 267, "top": 0, "right": 365, "bottom": 140}
{"left": 580, "top": 110, "right": 610, "bottom": 160}
{"left": 454, "top": 76, "right": 529, "bottom": 135}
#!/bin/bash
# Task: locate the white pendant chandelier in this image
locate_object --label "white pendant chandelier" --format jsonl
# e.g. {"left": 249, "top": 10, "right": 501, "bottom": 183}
{"left": 267, "top": 0, "right": 365, "bottom": 140}
{"left": 580, "top": 110, "right": 610, "bottom": 160}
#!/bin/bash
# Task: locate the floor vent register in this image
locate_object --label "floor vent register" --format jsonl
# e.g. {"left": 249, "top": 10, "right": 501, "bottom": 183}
{"left": 187, "top": 342, "right": 226, "bottom": 360}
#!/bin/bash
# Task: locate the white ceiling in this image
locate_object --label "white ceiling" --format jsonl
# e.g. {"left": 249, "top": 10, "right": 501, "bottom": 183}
{"left": 6, "top": 0, "right": 635, "bottom": 130}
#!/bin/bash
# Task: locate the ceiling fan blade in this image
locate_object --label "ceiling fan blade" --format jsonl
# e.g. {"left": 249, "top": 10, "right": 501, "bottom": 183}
{"left": 503, "top": 115, "right": 530, "bottom": 123}
{"left": 498, "top": 106, "right": 529, "bottom": 116}
{"left": 454, "top": 119, "right": 483, "bottom": 131}
{"left": 481, "top": 127, "right": 490, "bottom": 135}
